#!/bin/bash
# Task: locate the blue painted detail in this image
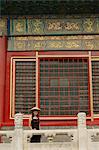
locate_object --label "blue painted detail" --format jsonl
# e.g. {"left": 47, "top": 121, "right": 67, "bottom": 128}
{"left": 26, "top": 18, "right": 28, "bottom": 33}
{"left": 7, "top": 17, "right": 10, "bottom": 35}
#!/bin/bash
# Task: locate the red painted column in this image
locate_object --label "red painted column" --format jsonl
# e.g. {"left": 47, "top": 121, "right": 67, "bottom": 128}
{"left": 0, "top": 36, "right": 7, "bottom": 127}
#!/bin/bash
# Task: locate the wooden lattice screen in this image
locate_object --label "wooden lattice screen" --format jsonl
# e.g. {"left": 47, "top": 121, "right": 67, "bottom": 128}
{"left": 92, "top": 61, "right": 99, "bottom": 114}
{"left": 15, "top": 60, "right": 36, "bottom": 115}
{"left": 40, "top": 58, "right": 89, "bottom": 116}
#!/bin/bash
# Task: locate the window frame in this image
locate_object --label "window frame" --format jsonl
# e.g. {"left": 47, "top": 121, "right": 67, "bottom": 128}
{"left": 10, "top": 54, "right": 92, "bottom": 121}
{"left": 10, "top": 57, "right": 36, "bottom": 119}
{"left": 38, "top": 56, "right": 91, "bottom": 120}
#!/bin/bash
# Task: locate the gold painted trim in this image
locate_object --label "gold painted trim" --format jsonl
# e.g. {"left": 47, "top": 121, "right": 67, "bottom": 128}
{"left": 40, "top": 116, "right": 92, "bottom": 120}
{"left": 38, "top": 54, "right": 89, "bottom": 58}
{"left": 10, "top": 57, "right": 13, "bottom": 119}
{"left": 13, "top": 59, "right": 36, "bottom": 62}
{"left": 12, "top": 60, "right": 16, "bottom": 118}
{"left": 89, "top": 51, "right": 94, "bottom": 121}
{"left": 36, "top": 51, "right": 39, "bottom": 107}
{"left": 10, "top": 56, "right": 36, "bottom": 59}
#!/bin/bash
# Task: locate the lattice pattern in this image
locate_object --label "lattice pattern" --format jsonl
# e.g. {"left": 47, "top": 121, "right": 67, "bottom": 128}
{"left": 40, "top": 58, "right": 89, "bottom": 116}
{"left": 92, "top": 61, "right": 99, "bottom": 114}
{"left": 15, "top": 60, "right": 36, "bottom": 114}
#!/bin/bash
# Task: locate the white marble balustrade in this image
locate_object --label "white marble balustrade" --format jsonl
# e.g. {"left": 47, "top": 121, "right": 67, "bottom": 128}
{"left": 0, "top": 112, "right": 99, "bottom": 150}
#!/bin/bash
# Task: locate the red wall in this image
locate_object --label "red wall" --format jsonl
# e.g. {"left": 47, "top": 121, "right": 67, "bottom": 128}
{"left": 0, "top": 37, "right": 7, "bottom": 127}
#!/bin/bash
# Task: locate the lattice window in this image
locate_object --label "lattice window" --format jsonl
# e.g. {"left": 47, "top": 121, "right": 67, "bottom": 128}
{"left": 15, "top": 60, "right": 36, "bottom": 115}
{"left": 40, "top": 58, "right": 89, "bottom": 116}
{"left": 92, "top": 61, "right": 99, "bottom": 114}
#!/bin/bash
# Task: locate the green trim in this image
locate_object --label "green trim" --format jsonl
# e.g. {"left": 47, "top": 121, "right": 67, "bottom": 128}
{"left": 9, "top": 17, "right": 99, "bottom": 35}
{"left": 8, "top": 35, "right": 99, "bottom": 51}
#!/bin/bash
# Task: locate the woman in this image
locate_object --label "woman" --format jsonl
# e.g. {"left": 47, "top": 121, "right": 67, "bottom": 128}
{"left": 29, "top": 107, "right": 41, "bottom": 143}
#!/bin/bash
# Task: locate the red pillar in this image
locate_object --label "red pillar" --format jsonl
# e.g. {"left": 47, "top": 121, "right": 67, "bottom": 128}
{"left": 0, "top": 36, "right": 7, "bottom": 127}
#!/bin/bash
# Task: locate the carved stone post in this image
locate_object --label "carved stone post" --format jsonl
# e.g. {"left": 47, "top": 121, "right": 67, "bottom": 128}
{"left": 13, "top": 113, "right": 23, "bottom": 150}
{"left": 78, "top": 112, "right": 87, "bottom": 150}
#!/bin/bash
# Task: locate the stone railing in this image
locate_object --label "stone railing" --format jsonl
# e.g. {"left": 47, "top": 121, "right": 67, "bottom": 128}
{"left": 0, "top": 112, "right": 99, "bottom": 150}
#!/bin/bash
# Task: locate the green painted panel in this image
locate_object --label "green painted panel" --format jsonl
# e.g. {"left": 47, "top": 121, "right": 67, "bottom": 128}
{"left": 8, "top": 35, "right": 99, "bottom": 51}
{"left": 9, "top": 17, "right": 99, "bottom": 35}
{"left": 0, "top": 19, "right": 7, "bottom": 35}
{"left": 10, "top": 19, "right": 26, "bottom": 35}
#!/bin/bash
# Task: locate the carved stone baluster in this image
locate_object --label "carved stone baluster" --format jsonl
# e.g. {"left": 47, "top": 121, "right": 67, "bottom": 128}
{"left": 78, "top": 112, "right": 87, "bottom": 150}
{"left": 78, "top": 112, "right": 86, "bottom": 129}
{"left": 13, "top": 113, "right": 23, "bottom": 150}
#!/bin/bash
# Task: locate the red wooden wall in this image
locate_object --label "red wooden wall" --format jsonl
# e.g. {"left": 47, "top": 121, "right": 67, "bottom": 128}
{"left": 0, "top": 37, "right": 6, "bottom": 127}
